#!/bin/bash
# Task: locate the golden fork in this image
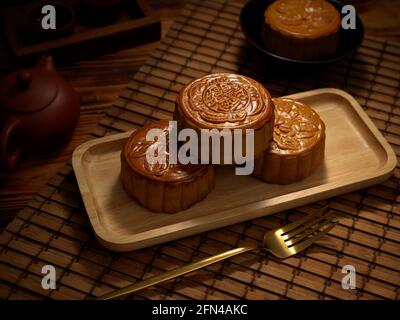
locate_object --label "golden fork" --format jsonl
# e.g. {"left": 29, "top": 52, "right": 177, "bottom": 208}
{"left": 98, "top": 209, "right": 337, "bottom": 300}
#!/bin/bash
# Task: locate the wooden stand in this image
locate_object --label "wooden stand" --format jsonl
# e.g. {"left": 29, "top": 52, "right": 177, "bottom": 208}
{"left": 72, "top": 89, "right": 396, "bottom": 252}
{"left": 2, "top": 0, "right": 161, "bottom": 62}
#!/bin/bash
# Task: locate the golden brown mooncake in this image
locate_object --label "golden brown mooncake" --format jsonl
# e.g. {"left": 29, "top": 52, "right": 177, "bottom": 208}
{"left": 174, "top": 73, "right": 275, "bottom": 162}
{"left": 253, "top": 98, "right": 325, "bottom": 184}
{"left": 121, "top": 120, "right": 215, "bottom": 213}
{"left": 262, "top": 0, "right": 341, "bottom": 60}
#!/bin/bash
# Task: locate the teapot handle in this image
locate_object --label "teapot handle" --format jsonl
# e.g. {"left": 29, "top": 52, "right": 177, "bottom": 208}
{"left": 0, "top": 117, "right": 22, "bottom": 170}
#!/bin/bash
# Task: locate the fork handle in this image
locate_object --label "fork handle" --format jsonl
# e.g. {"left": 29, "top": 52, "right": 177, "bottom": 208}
{"left": 98, "top": 244, "right": 259, "bottom": 300}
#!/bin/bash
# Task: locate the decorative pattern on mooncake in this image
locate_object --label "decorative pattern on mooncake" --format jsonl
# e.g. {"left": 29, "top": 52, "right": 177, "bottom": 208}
{"left": 253, "top": 98, "right": 325, "bottom": 184}
{"left": 271, "top": 98, "right": 324, "bottom": 154}
{"left": 175, "top": 73, "right": 275, "bottom": 161}
{"left": 121, "top": 120, "right": 215, "bottom": 213}
{"left": 179, "top": 73, "right": 272, "bottom": 128}
{"left": 262, "top": 0, "right": 341, "bottom": 60}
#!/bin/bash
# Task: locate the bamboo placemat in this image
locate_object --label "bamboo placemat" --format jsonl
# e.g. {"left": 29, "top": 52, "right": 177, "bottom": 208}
{"left": 1, "top": 0, "right": 399, "bottom": 300}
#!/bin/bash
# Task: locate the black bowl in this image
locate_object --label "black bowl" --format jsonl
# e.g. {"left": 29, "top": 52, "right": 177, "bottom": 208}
{"left": 240, "top": 0, "right": 364, "bottom": 65}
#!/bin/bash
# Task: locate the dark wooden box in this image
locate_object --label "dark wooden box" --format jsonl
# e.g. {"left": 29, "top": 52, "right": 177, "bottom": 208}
{"left": 1, "top": 0, "right": 161, "bottom": 62}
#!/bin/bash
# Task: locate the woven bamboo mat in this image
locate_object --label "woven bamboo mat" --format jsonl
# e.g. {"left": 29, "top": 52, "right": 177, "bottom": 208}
{"left": 1, "top": 0, "right": 400, "bottom": 300}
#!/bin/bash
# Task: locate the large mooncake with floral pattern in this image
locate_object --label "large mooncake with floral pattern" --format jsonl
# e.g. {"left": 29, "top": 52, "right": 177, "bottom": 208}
{"left": 262, "top": 0, "right": 341, "bottom": 60}
{"left": 174, "top": 73, "right": 275, "bottom": 162}
{"left": 121, "top": 120, "right": 215, "bottom": 213}
{"left": 253, "top": 98, "right": 325, "bottom": 184}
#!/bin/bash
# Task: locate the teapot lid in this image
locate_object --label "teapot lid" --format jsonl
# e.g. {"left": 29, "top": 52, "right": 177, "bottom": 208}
{"left": 0, "top": 56, "right": 58, "bottom": 114}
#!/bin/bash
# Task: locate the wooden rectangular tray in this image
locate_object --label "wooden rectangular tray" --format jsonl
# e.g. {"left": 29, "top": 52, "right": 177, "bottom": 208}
{"left": 2, "top": 0, "right": 160, "bottom": 61}
{"left": 72, "top": 88, "right": 397, "bottom": 252}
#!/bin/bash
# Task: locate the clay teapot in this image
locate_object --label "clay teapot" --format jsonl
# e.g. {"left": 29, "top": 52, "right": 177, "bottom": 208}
{"left": 0, "top": 54, "right": 80, "bottom": 170}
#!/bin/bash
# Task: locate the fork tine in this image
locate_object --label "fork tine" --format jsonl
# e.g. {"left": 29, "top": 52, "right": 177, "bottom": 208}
{"left": 280, "top": 209, "right": 328, "bottom": 234}
{"left": 283, "top": 211, "right": 336, "bottom": 240}
{"left": 288, "top": 221, "right": 338, "bottom": 253}
{"left": 285, "top": 216, "right": 337, "bottom": 246}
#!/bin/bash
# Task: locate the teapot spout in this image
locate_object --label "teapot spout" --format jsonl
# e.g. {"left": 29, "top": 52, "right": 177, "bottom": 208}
{"left": 37, "top": 54, "right": 55, "bottom": 71}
